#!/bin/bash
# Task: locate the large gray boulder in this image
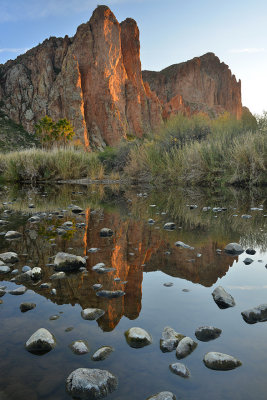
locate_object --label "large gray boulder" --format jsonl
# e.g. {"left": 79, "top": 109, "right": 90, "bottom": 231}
{"left": 66, "top": 368, "right": 118, "bottom": 399}
{"left": 212, "top": 286, "right": 235, "bottom": 309}
{"left": 0, "top": 252, "right": 19, "bottom": 263}
{"left": 81, "top": 308, "right": 105, "bottom": 321}
{"left": 176, "top": 337, "right": 197, "bottom": 359}
{"left": 224, "top": 243, "right": 244, "bottom": 255}
{"left": 160, "top": 327, "right": 185, "bottom": 352}
{"left": 146, "top": 392, "right": 176, "bottom": 400}
{"left": 54, "top": 252, "right": 86, "bottom": 272}
{"left": 25, "top": 328, "right": 56, "bottom": 354}
{"left": 195, "top": 326, "right": 222, "bottom": 342}
{"left": 125, "top": 327, "right": 152, "bottom": 348}
{"left": 241, "top": 304, "right": 267, "bottom": 324}
{"left": 203, "top": 352, "right": 242, "bottom": 370}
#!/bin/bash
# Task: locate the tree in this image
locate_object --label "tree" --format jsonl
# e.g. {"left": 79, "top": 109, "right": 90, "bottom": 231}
{"left": 35, "top": 116, "right": 75, "bottom": 148}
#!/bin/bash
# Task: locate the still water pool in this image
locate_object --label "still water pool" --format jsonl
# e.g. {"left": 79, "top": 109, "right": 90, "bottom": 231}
{"left": 0, "top": 184, "right": 266, "bottom": 400}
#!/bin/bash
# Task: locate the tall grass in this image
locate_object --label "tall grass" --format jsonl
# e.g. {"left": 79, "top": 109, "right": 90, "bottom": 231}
{"left": 0, "top": 148, "right": 104, "bottom": 182}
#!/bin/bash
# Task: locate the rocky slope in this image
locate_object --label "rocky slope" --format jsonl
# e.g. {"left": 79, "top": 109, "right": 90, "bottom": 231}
{"left": 0, "top": 6, "right": 244, "bottom": 150}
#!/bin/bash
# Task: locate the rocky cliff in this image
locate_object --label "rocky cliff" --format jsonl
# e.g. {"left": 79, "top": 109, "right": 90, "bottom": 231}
{"left": 142, "top": 52, "right": 242, "bottom": 120}
{"left": 0, "top": 6, "right": 243, "bottom": 149}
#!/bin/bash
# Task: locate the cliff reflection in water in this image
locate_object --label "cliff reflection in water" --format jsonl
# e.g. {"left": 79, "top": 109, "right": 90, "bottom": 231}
{"left": 1, "top": 184, "right": 266, "bottom": 332}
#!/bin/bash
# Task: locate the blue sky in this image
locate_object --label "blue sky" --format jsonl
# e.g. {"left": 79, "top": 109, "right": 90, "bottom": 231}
{"left": 0, "top": 0, "right": 266, "bottom": 114}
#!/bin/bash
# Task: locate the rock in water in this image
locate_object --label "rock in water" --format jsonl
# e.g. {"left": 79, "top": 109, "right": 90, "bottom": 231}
{"left": 71, "top": 206, "right": 83, "bottom": 214}
{"left": 100, "top": 228, "right": 113, "bottom": 237}
{"left": 96, "top": 290, "right": 125, "bottom": 298}
{"left": 9, "top": 286, "right": 27, "bottom": 295}
{"left": 125, "top": 327, "right": 152, "bottom": 348}
{"left": 203, "top": 352, "right": 242, "bottom": 370}
{"left": 0, "top": 252, "right": 19, "bottom": 263}
{"left": 20, "top": 302, "right": 36, "bottom": 312}
{"left": 246, "top": 248, "right": 256, "bottom": 255}
{"left": 81, "top": 308, "right": 105, "bottom": 320}
{"left": 212, "top": 286, "right": 235, "bottom": 309}
{"left": 146, "top": 392, "right": 176, "bottom": 400}
{"left": 176, "top": 337, "right": 197, "bottom": 359}
{"left": 195, "top": 326, "right": 222, "bottom": 342}
{"left": 163, "top": 222, "right": 175, "bottom": 230}
{"left": 25, "top": 267, "right": 42, "bottom": 280}
{"left": 4, "top": 231, "right": 22, "bottom": 239}
{"left": 243, "top": 258, "right": 253, "bottom": 265}
{"left": 0, "top": 266, "right": 10, "bottom": 274}
{"left": 92, "top": 346, "right": 114, "bottom": 361}
{"left": 66, "top": 368, "right": 118, "bottom": 399}
{"left": 69, "top": 340, "right": 90, "bottom": 355}
{"left": 54, "top": 252, "right": 86, "bottom": 271}
{"left": 169, "top": 362, "right": 190, "bottom": 378}
{"left": 25, "top": 328, "right": 56, "bottom": 354}
{"left": 224, "top": 243, "right": 244, "bottom": 255}
{"left": 241, "top": 304, "right": 267, "bottom": 324}
{"left": 160, "top": 327, "right": 185, "bottom": 352}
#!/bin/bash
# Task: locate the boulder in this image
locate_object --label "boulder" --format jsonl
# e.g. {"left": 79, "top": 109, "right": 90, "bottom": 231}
{"left": 125, "top": 327, "right": 152, "bottom": 348}
{"left": 195, "top": 326, "right": 222, "bottom": 342}
{"left": 203, "top": 352, "right": 242, "bottom": 370}
{"left": 25, "top": 328, "right": 56, "bottom": 354}
{"left": 160, "top": 327, "right": 185, "bottom": 352}
{"left": 241, "top": 304, "right": 267, "bottom": 324}
{"left": 169, "top": 362, "right": 190, "bottom": 378}
{"left": 0, "top": 252, "right": 19, "bottom": 263}
{"left": 212, "top": 286, "right": 235, "bottom": 309}
{"left": 4, "top": 231, "right": 22, "bottom": 239}
{"left": 92, "top": 346, "right": 114, "bottom": 361}
{"left": 81, "top": 308, "right": 105, "bottom": 320}
{"left": 224, "top": 243, "right": 244, "bottom": 255}
{"left": 54, "top": 252, "right": 86, "bottom": 271}
{"left": 176, "top": 337, "right": 197, "bottom": 359}
{"left": 66, "top": 368, "right": 118, "bottom": 399}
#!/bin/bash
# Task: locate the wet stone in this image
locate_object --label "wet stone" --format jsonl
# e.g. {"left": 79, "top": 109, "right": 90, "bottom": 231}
{"left": 54, "top": 252, "right": 86, "bottom": 272}
{"left": 96, "top": 290, "right": 125, "bottom": 299}
{"left": 81, "top": 308, "right": 105, "bottom": 321}
{"left": 66, "top": 368, "right": 118, "bottom": 400}
{"left": 163, "top": 222, "right": 175, "bottom": 230}
{"left": 49, "top": 315, "right": 60, "bottom": 320}
{"left": 92, "top": 263, "right": 115, "bottom": 274}
{"left": 203, "top": 352, "right": 242, "bottom": 371}
{"left": 93, "top": 284, "right": 103, "bottom": 290}
{"left": 65, "top": 327, "right": 74, "bottom": 332}
{"left": 25, "top": 328, "right": 56, "bottom": 354}
{"left": 100, "top": 228, "right": 113, "bottom": 237}
{"left": 22, "top": 266, "right": 31, "bottom": 273}
{"left": 169, "top": 362, "right": 190, "bottom": 378}
{"left": 20, "top": 302, "right": 36, "bottom": 312}
{"left": 0, "top": 266, "right": 10, "bottom": 274}
{"left": 88, "top": 248, "right": 99, "bottom": 253}
{"left": 160, "top": 327, "right": 185, "bottom": 352}
{"left": 50, "top": 272, "right": 66, "bottom": 280}
{"left": 40, "top": 283, "right": 51, "bottom": 289}
{"left": 212, "top": 286, "right": 235, "bottom": 309}
{"left": 243, "top": 258, "right": 253, "bottom": 265}
{"left": 71, "top": 206, "right": 83, "bottom": 214}
{"left": 69, "top": 340, "right": 90, "bottom": 355}
{"left": 224, "top": 243, "right": 244, "bottom": 255}
{"left": 0, "top": 289, "right": 6, "bottom": 297}
{"left": 175, "top": 241, "right": 194, "bottom": 250}
{"left": 9, "top": 286, "right": 27, "bottom": 295}
{"left": 0, "top": 252, "right": 19, "bottom": 263}
{"left": 246, "top": 248, "right": 256, "bottom": 255}
{"left": 195, "top": 326, "right": 222, "bottom": 342}
{"left": 241, "top": 304, "right": 267, "bottom": 324}
{"left": 125, "top": 327, "right": 152, "bottom": 348}
{"left": 92, "top": 346, "right": 114, "bottom": 361}
{"left": 163, "top": 282, "right": 173, "bottom": 287}
{"left": 4, "top": 231, "right": 22, "bottom": 239}
{"left": 146, "top": 392, "right": 176, "bottom": 400}
{"left": 176, "top": 337, "right": 197, "bottom": 359}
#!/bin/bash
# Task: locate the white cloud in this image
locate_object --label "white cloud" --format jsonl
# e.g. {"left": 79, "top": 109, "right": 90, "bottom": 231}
{"left": 230, "top": 48, "right": 265, "bottom": 54}
{"left": 0, "top": 48, "right": 28, "bottom": 54}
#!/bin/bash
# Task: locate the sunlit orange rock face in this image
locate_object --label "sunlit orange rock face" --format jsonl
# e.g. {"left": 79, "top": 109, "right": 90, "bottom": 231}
{"left": 142, "top": 52, "right": 243, "bottom": 120}
{"left": 0, "top": 6, "right": 162, "bottom": 149}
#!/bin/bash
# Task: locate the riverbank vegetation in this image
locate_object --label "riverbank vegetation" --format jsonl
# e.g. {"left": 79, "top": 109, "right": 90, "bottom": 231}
{"left": 0, "top": 111, "right": 266, "bottom": 186}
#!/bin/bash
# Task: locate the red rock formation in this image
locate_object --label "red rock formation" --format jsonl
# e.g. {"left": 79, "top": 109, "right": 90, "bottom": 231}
{"left": 142, "top": 52, "right": 242, "bottom": 120}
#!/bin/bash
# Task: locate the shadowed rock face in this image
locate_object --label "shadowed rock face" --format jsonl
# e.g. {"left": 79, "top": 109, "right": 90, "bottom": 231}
{"left": 0, "top": 6, "right": 245, "bottom": 149}
{"left": 0, "top": 6, "right": 162, "bottom": 149}
{"left": 142, "top": 52, "right": 242, "bottom": 120}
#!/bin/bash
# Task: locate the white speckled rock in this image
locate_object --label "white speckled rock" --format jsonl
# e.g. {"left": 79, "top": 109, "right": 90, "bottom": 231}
{"left": 92, "top": 346, "right": 114, "bottom": 361}
{"left": 176, "top": 337, "right": 197, "bottom": 359}
{"left": 69, "top": 340, "right": 90, "bottom": 355}
{"left": 81, "top": 308, "right": 105, "bottom": 321}
{"left": 66, "top": 368, "right": 118, "bottom": 399}
{"left": 212, "top": 286, "right": 235, "bottom": 309}
{"left": 203, "top": 352, "right": 242, "bottom": 370}
{"left": 4, "top": 231, "right": 22, "bottom": 239}
{"left": 169, "top": 362, "right": 190, "bottom": 378}
{"left": 54, "top": 252, "right": 86, "bottom": 271}
{"left": 146, "top": 392, "right": 176, "bottom": 400}
{"left": 241, "top": 304, "right": 267, "bottom": 324}
{"left": 160, "top": 327, "right": 185, "bottom": 352}
{"left": 25, "top": 328, "right": 56, "bottom": 354}
{"left": 25, "top": 267, "right": 42, "bottom": 280}
{"left": 125, "top": 327, "right": 152, "bottom": 348}
{"left": 0, "top": 252, "right": 19, "bottom": 263}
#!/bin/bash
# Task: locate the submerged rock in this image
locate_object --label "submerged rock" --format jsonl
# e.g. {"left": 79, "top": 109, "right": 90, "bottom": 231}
{"left": 176, "top": 337, "right": 197, "bottom": 359}
{"left": 54, "top": 252, "right": 86, "bottom": 272}
{"left": 100, "top": 228, "right": 113, "bottom": 237}
{"left": 25, "top": 328, "right": 56, "bottom": 354}
{"left": 92, "top": 346, "right": 114, "bottom": 361}
{"left": 203, "top": 352, "right": 242, "bottom": 370}
{"left": 169, "top": 362, "right": 190, "bottom": 378}
{"left": 69, "top": 340, "right": 90, "bottom": 355}
{"left": 160, "top": 327, "right": 185, "bottom": 353}
{"left": 20, "top": 302, "right": 36, "bottom": 312}
{"left": 243, "top": 258, "right": 253, "bottom": 265}
{"left": 241, "top": 304, "right": 267, "bottom": 324}
{"left": 96, "top": 290, "right": 125, "bottom": 299}
{"left": 146, "top": 392, "right": 176, "bottom": 400}
{"left": 224, "top": 243, "right": 244, "bottom": 255}
{"left": 163, "top": 282, "right": 173, "bottom": 287}
{"left": 195, "top": 326, "right": 222, "bottom": 342}
{"left": 81, "top": 308, "right": 105, "bottom": 320}
{"left": 66, "top": 368, "right": 118, "bottom": 399}
{"left": 125, "top": 327, "right": 152, "bottom": 348}
{"left": 0, "top": 252, "right": 18, "bottom": 263}
{"left": 212, "top": 286, "right": 235, "bottom": 309}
